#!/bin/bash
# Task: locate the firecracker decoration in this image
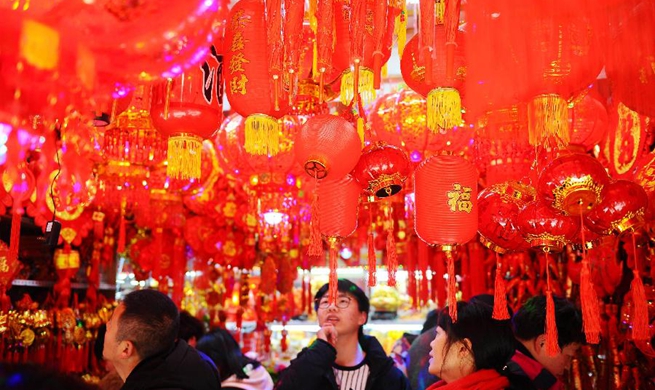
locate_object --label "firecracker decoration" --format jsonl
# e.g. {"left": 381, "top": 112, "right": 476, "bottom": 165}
{"left": 415, "top": 155, "right": 478, "bottom": 321}
{"left": 537, "top": 153, "right": 610, "bottom": 216}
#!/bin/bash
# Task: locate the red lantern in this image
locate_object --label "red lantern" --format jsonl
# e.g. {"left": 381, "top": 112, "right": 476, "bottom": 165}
{"left": 478, "top": 182, "right": 535, "bottom": 253}
{"left": 585, "top": 180, "right": 649, "bottom": 235}
{"left": 569, "top": 94, "right": 608, "bottom": 152}
{"left": 537, "top": 153, "right": 610, "bottom": 216}
{"left": 414, "top": 155, "right": 478, "bottom": 245}
{"left": 151, "top": 48, "right": 224, "bottom": 179}
{"left": 352, "top": 143, "right": 411, "bottom": 199}
{"left": 517, "top": 199, "right": 580, "bottom": 252}
{"left": 224, "top": 0, "right": 289, "bottom": 157}
{"left": 400, "top": 31, "right": 466, "bottom": 131}
{"left": 294, "top": 114, "right": 361, "bottom": 180}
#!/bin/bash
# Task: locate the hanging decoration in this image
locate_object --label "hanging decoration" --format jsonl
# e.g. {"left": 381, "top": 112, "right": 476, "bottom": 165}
{"left": 517, "top": 199, "right": 579, "bottom": 253}
{"left": 569, "top": 93, "right": 608, "bottom": 152}
{"left": 352, "top": 143, "right": 411, "bottom": 199}
{"left": 585, "top": 180, "right": 648, "bottom": 235}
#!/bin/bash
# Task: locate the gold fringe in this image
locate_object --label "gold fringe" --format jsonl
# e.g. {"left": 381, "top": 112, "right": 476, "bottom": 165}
{"left": 357, "top": 117, "right": 365, "bottom": 147}
{"left": 244, "top": 114, "right": 280, "bottom": 156}
{"left": 340, "top": 68, "right": 376, "bottom": 106}
{"left": 426, "top": 87, "right": 462, "bottom": 132}
{"left": 528, "top": 94, "right": 570, "bottom": 148}
{"left": 395, "top": 7, "right": 407, "bottom": 58}
{"left": 167, "top": 134, "right": 203, "bottom": 180}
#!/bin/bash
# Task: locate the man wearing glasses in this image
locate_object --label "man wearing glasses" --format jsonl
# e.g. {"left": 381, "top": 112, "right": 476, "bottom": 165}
{"left": 275, "top": 279, "right": 411, "bottom": 390}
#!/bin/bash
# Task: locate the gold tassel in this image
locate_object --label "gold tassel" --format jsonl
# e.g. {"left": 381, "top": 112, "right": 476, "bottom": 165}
{"left": 340, "top": 68, "right": 376, "bottom": 106}
{"left": 166, "top": 133, "right": 203, "bottom": 180}
{"left": 244, "top": 114, "right": 280, "bottom": 156}
{"left": 528, "top": 94, "right": 570, "bottom": 148}
{"left": 395, "top": 3, "right": 407, "bottom": 57}
{"left": 427, "top": 87, "right": 462, "bottom": 132}
{"left": 357, "top": 117, "right": 365, "bottom": 147}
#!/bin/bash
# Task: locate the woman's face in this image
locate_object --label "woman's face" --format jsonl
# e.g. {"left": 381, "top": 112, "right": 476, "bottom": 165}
{"left": 428, "top": 326, "right": 473, "bottom": 383}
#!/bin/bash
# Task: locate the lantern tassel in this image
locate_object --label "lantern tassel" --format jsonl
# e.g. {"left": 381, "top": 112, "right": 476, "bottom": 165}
{"left": 492, "top": 253, "right": 510, "bottom": 320}
{"left": 328, "top": 239, "right": 339, "bottom": 305}
{"left": 445, "top": 249, "right": 457, "bottom": 322}
{"left": 368, "top": 228, "right": 377, "bottom": 287}
{"left": 8, "top": 211, "right": 21, "bottom": 263}
{"left": 631, "top": 232, "right": 649, "bottom": 341}
{"left": 386, "top": 228, "right": 398, "bottom": 287}
{"left": 395, "top": 6, "right": 406, "bottom": 57}
{"left": 307, "top": 189, "right": 323, "bottom": 257}
{"left": 578, "top": 218, "right": 601, "bottom": 344}
{"left": 244, "top": 114, "right": 280, "bottom": 156}
{"left": 427, "top": 88, "right": 462, "bottom": 132}
{"left": 528, "top": 94, "right": 570, "bottom": 149}
{"left": 544, "top": 249, "right": 561, "bottom": 356}
{"left": 167, "top": 134, "right": 203, "bottom": 180}
{"left": 357, "top": 117, "right": 365, "bottom": 147}
{"left": 340, "top": 68, "right": 376, "bottom": 106}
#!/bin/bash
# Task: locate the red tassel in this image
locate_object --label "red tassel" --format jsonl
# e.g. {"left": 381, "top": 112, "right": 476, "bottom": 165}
{"left": 117, "top": 213, "right": 126, "bottom": 254}
{"left": 308, "top": 190, "right": 323, "bottom": 257}
{"left": 445, "top": 250, "right": 457, "bottom": 323}
{"left": 580, "top": 260, "right": 601, "bottom": 344}
{"left": 492, "top": 253, "right": 510, "bottom": 320}
{"left": 9, "top": 211, "right": 21, "bottom": 262}
{"left": 367, "top": 230, "right": 377, "bottom": 286}
{"left": 545, "top": 289, "right": 561, "bottom": 356}
{"left": 386, "top": 228, "right": 398, "bottom": 287}
{"left": 630, "top": 269, "right": 650, "bottom": 341}
{"left": 328, "top": 239, "right": 339, "bottom": 305}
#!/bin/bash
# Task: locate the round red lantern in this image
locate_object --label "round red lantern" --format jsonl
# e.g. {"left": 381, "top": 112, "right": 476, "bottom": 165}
{"left": 537, "top": 153, "right": 610, "bottom": 216}
{"left": 517, "top": 199, "right": 580, "bottom": 252}
{"left": 585, "top": 180, "right": 649, "bottom": 235}
{"left": 151, "top": 48, "right": 224, "bottom": 180}
{"left": 477, "top": 181, "right": 535, "bottom": 253}
{"left": 400, "top": 31, "right": 466, "bottom": 131}
{"left": 294, "top": 114, "right": 361, "bottom": 180}
{"left": 224, "top": 0, "right": 289, "bottom": 157}
{"left": 569, "top": 94, "right": 608, "bottom": 152}
{"left": 352, "top": 142, "right": 411, "bottom": 199}
{"left": 414, "top": 155, "right": 478, "bottom": 246}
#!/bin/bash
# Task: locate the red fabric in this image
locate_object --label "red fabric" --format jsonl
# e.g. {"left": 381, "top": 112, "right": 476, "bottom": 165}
{"left": 426, "top": 369, "right": 509, "bottom": 390}
{"left": 511, "top": 351, "right": 563, "bottom": 390}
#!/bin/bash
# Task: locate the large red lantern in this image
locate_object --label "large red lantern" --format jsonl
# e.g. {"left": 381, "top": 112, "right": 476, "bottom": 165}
{"left": 294, "top": 114, "right": 361, "bottom": 180}
{"left": 517, "top": 199, "right": 580, "bottom": 252}
{"left": 537, "top": 153, "right": 610, "bottom": 216}
{"left": 224, "top": 0, "right": 289, "bottom": 157}
{"left": 477, "top": 182, "right": 535, "bottom": 253}
{"left": 151, "top": 48, "right": 224, "bottom": 180}
{"left": 352, "top": 143, "right": 411, "bottom": 199}
{"left": 585, "top": 180, "right": 649, "bottom": 235}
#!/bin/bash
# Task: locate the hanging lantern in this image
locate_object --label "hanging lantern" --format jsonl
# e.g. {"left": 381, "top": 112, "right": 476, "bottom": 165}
{"left": 151, "top": 45, "right": 224, "bottom": 180}
{"left": 477, "top": 181, "right": 535, "bottom": 253}
{"left": 316, "top": 175, "right": 361, "bottom": 303}
{"left": 400, "top": 30, "right": 466, "bottom": 132}
{"left": 352, "top": 143, "right": 411, "bottom": 199}
{"left": 569, "top": 93, "right": 608, "bottom": 152}
{"left": 585, "top": 180, "right": 649, "bottom": 235}
{"left": 537, "top": 153, "right": 610, "bottom": 216}
{"left": 294, "top": 114, "right": 362, "bottom": 180}
{"left": 517, "top": 199, "right": 580, "bottom": 252}
{"left": 215, "top": 113, "right": 257, "bottom": 178}
{"left": 224, "top": 0, "right": 289, "bottom": 157}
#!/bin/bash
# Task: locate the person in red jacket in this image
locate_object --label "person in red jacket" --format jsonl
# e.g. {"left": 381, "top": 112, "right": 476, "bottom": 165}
{"left": 506, "top": 295, "right": 584, "bottom": 390}
{"left": 426, "top": 300, "right": 529, "bottom": 390}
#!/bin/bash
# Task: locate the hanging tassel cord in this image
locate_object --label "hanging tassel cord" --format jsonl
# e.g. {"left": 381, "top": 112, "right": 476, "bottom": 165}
{"left": 492, "top": 252, "right": 510, "bottom": 320}
{"left": 307, "top": 177, "right": 323, "bottom": 257}
{"left": 578, "top": 209, "right": 601, "bottom": 344}
{"left": 544, "top": 249, "right": 561, "bottom": 356}
{"left": 368, "top": 205, "right": 377, "bottom": 287}
{"left": 630, "top": 231, "right": 650, "bottom": 341}
{"left": 328, "top": 238, "right": 339, "bottom": 305}
{"left": 445, "top": 249, "right": 457, "bottom": 323}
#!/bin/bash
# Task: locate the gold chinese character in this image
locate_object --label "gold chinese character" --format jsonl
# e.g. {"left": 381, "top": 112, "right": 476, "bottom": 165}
{"left": 228, "top": 52, "right": 250, "bottom": 74}
{"left": 230, "top": 10, "right": 250, "bottom": 30}
{"left": 0, "top": 258, "right": 8, "bottom": 273}
{"left": 447, "top": 183, "right": 473, "bottom": 213}
{"left": 231, "top": 31, "right": 247, "bottom": 52}
{"left": 229, "top": 74, "right": 249, "bottom": 95}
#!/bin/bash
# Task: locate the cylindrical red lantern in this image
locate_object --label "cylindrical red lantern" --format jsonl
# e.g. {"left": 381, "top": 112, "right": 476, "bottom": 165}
{"left": 317, "top": 175, "right": 361, "bottom": 239}
{"left": 477, "top": 181, "right": 535, "bottom": 253}
{"left": 414, "top": 155, "right": 478, "bottom": 245}
{"left": 517, "top": 199, "right": 580, "bottom": 252}
{"left": 585, "top": 180, "right": 649, "bottom": 235}
{"left": 352, "top": 142, "right": 411, "bottom": 199}
{"left": 294, "top": 114, "right": 361, "bottom": 180}
{"left": 537, "top": 153, "right": 610, "bottom": 216}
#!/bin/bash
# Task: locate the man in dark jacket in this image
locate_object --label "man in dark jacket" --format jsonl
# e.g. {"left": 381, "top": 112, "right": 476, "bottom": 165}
{"left": 103, "top": 289, "right": 221, "bottom": 390}
{"left": 275, "top": 279, "right": 411, "bottom": 390}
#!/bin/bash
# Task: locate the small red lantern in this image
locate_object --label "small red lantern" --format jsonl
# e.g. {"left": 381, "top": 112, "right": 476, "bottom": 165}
{"left": 537, "top": 153, "right": 610, "bottom": 216}
{"left": 352, "top": 143, "right": 411, "bottom": 199}
{"left": 517, "top": 199, "right": 580, "bottom": 252}
{"left": 585, "top": 180, "right": 649, "bottom": 235}
{"left": 414, "top": 155, "right": 478, "bottom": 246}
{"left": 477, "top": 182, "right": 535, "bottom": 253}
{"left": 294, "top": 114, "right": 361, "bottom": 180}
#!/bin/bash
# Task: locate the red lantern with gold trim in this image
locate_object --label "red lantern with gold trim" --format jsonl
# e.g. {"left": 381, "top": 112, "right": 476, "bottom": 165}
{"left": 585, "top": 180, "right": 649, "bottom": 235}
{"left": 478, "top": 181, "right": 535, "bottom": 253}
{"left": 224, "top": 0, "right": 289, "bottom": 158}
{"left": 517, "top": 199, "right": 580, "bottom": 252}
{"left": 294, "top": 114, "right": 361, "bottom": 180}
{"left": 537, "top": 153, "right": 610, "bottom": 216}
{"left": 352, "top": 142, "right": 411, "bottom": 199}
{"left": 151, "top": 47, "right": 224, "bottom": 180}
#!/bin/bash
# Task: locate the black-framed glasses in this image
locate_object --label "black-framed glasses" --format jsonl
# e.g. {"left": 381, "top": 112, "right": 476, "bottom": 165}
{"left": 316, "top": 296, "right": 352, "bottom": 310}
